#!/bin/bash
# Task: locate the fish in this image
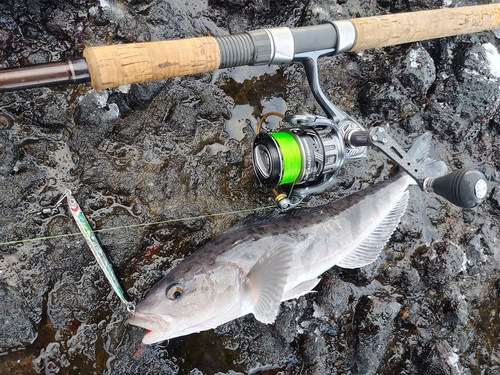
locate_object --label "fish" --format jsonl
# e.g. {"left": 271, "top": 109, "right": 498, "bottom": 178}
{"left": 128, "top": 132, "right": 446, "bottom": 344}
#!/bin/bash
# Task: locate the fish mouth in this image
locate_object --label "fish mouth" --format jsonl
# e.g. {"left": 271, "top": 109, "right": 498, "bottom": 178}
{"left": 128, "top": 311, "right": 172, "bottom": 345}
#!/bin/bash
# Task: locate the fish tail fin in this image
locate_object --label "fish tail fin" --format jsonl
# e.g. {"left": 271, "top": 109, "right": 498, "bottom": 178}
{"left": 407, "top": 132, "right": 447, "bottom": 181}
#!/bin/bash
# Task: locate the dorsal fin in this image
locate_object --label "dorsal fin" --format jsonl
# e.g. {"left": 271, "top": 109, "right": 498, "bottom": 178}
{"left": 337, "top": 190, "right": 409, "bottom": 269}
{"left": 227, "top": 210, "right": 283, "bottom": 231}
{"left": 227, "top": 207, "right": 314, "bottom": 232}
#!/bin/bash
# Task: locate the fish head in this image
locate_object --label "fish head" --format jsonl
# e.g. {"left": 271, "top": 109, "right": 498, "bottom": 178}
{"left": 129, "top": 260, "right": 249, "bottom": 344}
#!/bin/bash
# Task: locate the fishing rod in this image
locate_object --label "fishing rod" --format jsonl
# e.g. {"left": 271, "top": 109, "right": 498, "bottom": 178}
{"left": 0, "top": 4, "right": 499, "bottom": 92}
{"left": 0, "top": 4, "right": 491, "bottom": 209}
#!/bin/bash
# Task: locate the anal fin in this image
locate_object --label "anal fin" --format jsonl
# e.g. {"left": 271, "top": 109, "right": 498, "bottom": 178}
{"left": 282, "top": 278, "right": 321, "bottom": 301}
{"left": 337, "top": 190, "right": 409, "bottom": 269}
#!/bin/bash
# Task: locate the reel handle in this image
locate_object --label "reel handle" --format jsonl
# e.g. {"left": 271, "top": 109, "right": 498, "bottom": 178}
{"left": 350, "top": 128, "right": 488, "bottom": 209}
{"left": 423, "top": 169, "right": 487, "bottom": 208}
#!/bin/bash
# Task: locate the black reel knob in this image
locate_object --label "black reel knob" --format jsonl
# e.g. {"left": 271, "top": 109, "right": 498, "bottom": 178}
{"left": 425, "top": 168, "right": 487, "bottom": 208}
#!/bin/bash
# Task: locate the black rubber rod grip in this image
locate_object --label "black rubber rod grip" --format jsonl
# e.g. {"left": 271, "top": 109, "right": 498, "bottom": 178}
{"left": 430, "top": 169, "right": 487, "bottom": 208}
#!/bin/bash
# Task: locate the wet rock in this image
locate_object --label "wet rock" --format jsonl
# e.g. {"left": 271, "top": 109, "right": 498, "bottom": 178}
{"left": 43, "top": 6, "right": 79, "bottom": 40}
{"left": 71, "top": 89, "right": 120, "bottom": 154}
{"left": 109, "top": 340, "right": 178, "bottom": 375}
{"left": 412, "top": 241, "right": 465, "bottom": 288}
{"left": 214, "top": 313, "right": 298, "bottom": 373}
{"left": 0, "top": 13, "right": 21, "bottom": 66}
{"left": 40, "top": 4, "right": 88, "bottom": 53}
{"left": 66, "top": 323, "right": 98, "bottom": 361}
{"left": 402, "top": 112, "right": 426, "bottom": 133}
{"left": 0, "top": 284, "right": 37, "bottom": 353}
{"left": 97, "top": 207, "right": 145, "bottom": 269}
{"left": 0, "top": 132, "right": 18, "bottom": 176}
{"left": 126, "top": 81, "right": 170, "bottom": 111}
{"left": 411, "top": 339, "right": 464, "bottom": 375}
{"left": 96, "top": 1, "right": 151, "bottom": 43}
{"left": 382, "top": 262, "right": 423, "bottom": 296}
{"left": 0, "top": 0, "right": 499, "bottom": 374}
{"left": 0, "top": 16, "right": 15, "bottom": 53}
{"left": 424, "top": 42, "right": 500, "bottom": 146}
{"left": 210, "top": 0, "right": 300, "bottom": 30}
{"left": 34, "top": 92, "right": 73, "bottom": 130}
{"left": 464, "top": 233, "right": 487, "bottom": 269}
{"left": 274, "top": 299, "right": 306, "bottom": 344}
{"left": 492, "top": 186, "right": 500, "bottom": 211}
{"left": 314, "top": 276, "right": 352, "bottom": 320}
{"left": 300, "top": 329, "right": 339, "bottom": 374}
{"left": 349, "top": 293, "right": 401, "bottom": 375}
{"left": 358, "top": 78, "right": 413, "bottom": 119}
{"left": 47, "top": 270, "right": 108, "bottom": 329}
{"left": 32, "top": 342, "right": 64, "bottom": 375}
{"left": 0, "top": 112, "right": 14, "bottom": 129}
{"left": 401, "top": 46, "right": 436, "bottom": 96}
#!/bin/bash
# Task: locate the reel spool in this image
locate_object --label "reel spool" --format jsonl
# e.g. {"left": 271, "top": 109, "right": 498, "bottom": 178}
{"left": 252, "top": 114, "right": 367, "bottom": 209}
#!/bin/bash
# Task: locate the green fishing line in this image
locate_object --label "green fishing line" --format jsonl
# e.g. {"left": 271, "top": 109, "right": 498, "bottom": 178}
{"left": 271, "top": 132, "right": 302, "bottom": 185}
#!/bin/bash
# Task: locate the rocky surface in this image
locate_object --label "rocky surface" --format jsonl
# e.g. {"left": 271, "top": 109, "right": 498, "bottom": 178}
{"left": 0, "top": 0, "right": 499, "bottom": 374}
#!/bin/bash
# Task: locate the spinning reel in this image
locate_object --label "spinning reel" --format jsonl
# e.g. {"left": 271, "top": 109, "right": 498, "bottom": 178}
{"left": 253, "top": 114, "right": 366, "bottom": 209}
{"left": 251, "top": 49, "right": 488, "bottom": 210}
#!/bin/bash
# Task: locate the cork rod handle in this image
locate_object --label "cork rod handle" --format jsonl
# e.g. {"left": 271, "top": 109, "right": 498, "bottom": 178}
{"left": 83, "top": 37, "right": 221, "bottom": 90}
{"left": 350, "top": 4, "right": 500, "bottom": 51}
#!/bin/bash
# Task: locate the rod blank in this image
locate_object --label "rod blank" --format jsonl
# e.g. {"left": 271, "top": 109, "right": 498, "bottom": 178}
{"left": 0, "top": 59, "right": 90, "bottom": 92}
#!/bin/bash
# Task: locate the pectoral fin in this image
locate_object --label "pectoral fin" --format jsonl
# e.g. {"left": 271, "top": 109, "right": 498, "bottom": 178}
{"left": 247, "top": 243, "right": 293, "bottom": 324}
{"left": 337, "top": 190, "right": 409, "bottom": 269}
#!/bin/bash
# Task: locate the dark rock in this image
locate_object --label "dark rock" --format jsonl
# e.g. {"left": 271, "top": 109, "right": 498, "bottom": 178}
{"left": 96, "top": 207, "right": 146, "bottom": 269}
{"left": 349, "top": 293, "right": 401, "bottom": 375}
{"left": 429, "top": 294, "right": 468, "bottom": 329}
{"left": 424, "top": 42, "right": 500, "bottom": 147}
{"left": 492, "top": 186, "right": 500, "bottom": 210}
{"left": 412, "top": 241, "right": 465, "bottom": 288}
{"left": 0, "top": 0, "right": 499, "bottom": 374}
{"left": 0, "top": 132, "right": 17, "bottom": 176}
{"left": 314, "top": 276, "right": 352, "bottom": 319}
{"left": 411, "top": 339, "right": 462, "bottom": 375}
{"left": 0, "top": 284, "right": 37, "bottom": 353}
{"left": 47, "top": 271, "right": 107, "bottom": 329}
{"left": 126, "top": 81, "right": 170, "bottom": 111}
{"left": 35, "top": 92, "right": 73, "bottom": 130}
{"left": 358, "top": 79, "right": 408, "bottom": 118}
{"left": 401, "top": 46, "right": 436, "bottom": 96}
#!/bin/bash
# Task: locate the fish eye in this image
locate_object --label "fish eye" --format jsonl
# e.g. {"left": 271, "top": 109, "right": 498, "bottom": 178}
{"left": 166, "top": 284, "right": 184, "bottom": 300}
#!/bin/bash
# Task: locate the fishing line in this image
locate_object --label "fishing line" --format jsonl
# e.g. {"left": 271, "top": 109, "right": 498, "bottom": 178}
{"left": 0, "top": 205, "right": 275, "bottom": 247}
{"left": 270, "top": 131, "right": 302, "bottom": 185}
{"left": 255, "top": 112, "right": 303, "bottom": 208}
{"left": 256, "top": 112, "right": 303, "bottom": 187}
